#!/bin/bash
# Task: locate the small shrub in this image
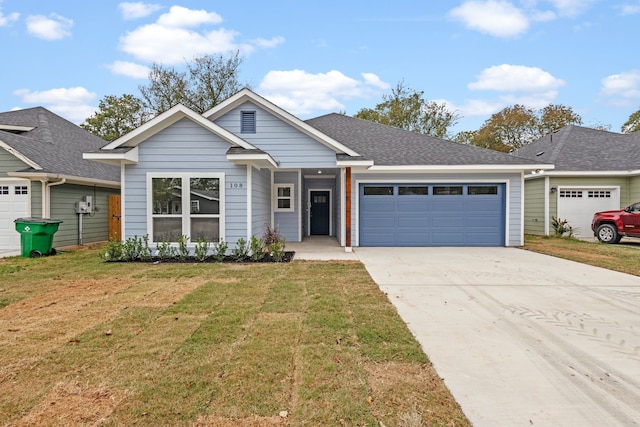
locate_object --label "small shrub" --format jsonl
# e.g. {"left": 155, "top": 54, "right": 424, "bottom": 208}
{"left": 156, "top": 239, "right": 177, "bottom": 260}
{"left": 262, "top": 223, "right": 283, "bottom": 253}
{"left": 232, "top": 238, "right": 249, "bottom": 262}
{"left": 249, "top": 235, "right": 266, "bottom": 261}
{"left": 122, "top": 235, "right": 151, "bottom": 261}
{"left": 177, "top": 235, "right": 190, "bottom": 259}
{"left": 194, "top": 238, "right": 210, "bottom": 262}
{"left": 551, "top": 217, "right": 574, "bottom": 237}
{"left": 270, "top": 239, "right": 286, "bottom": 262}
{"left": 212, "top": 239, "right": 228, "bottom": 262}
{"left": 100, "top": 239, "right": 124, "bottom": 261}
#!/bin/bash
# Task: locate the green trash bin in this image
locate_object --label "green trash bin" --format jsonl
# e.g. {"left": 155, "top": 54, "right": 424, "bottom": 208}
{"left": 14, "top": 218, "right": 64, "bottom": 258}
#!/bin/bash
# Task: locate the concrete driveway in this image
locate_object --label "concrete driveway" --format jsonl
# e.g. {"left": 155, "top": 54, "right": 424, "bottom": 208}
{"left": 354, "top": 247, "right": 640, "bottom": 427}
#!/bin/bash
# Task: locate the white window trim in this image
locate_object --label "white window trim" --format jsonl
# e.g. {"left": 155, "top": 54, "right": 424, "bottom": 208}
{"left": 274, "top": 183, "right": 294, "bottom": 212}
{"left": 146, "top": 172, "right": 225, "bottom": 244}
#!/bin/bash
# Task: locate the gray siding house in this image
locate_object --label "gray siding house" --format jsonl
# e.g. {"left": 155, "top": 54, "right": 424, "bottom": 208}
{"left": 513, "top": 125, "right": 640, "bottom": 238}
{"left": 85, "top": 89, "right": 550, "bottom": 249}
{"left": 0, "top": 107, "right": 120, "bottom": 252}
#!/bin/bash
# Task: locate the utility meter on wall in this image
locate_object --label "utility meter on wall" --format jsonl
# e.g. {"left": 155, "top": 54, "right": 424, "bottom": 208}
{"left": 75, "top": 196, "right": 93, "bottom": 214}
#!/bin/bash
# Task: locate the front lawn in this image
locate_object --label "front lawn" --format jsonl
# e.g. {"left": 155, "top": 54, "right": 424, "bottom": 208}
{"left": 524, "top": 234, "right": 640, "bottom": 277}
{"left": 0, "top": 245, "right": 469, "bottom": 426}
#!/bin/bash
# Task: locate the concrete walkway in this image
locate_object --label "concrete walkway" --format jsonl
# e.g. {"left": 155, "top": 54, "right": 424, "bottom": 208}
{"left": 354, "top": 247, "right": 640, "bottom": 427}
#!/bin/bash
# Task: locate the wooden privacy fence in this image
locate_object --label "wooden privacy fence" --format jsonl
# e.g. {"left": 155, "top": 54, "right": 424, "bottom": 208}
{"left": 108, "top": 194, "right": 121, "bottom": 241}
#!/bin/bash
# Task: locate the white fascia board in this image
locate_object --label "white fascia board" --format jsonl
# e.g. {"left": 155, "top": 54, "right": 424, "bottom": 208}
{"left": 83, "top": 146, "right": 139, "bottom": 165}
{"left": 368, "top": 164, "right": 554, "bottom": 173}
{"left": 101, "top": 104, "right": 257, "bottom": 150}
{"left": 226, "top": 152, "right": 278, "bottom": 169}
{"left": 205, "top": 89, "right": 362, "bottom": 157}
{"left": 0, "top": 140, "right": 42, "bottom": 170}
{"left": 7, "top": 171, "right": 120, "bottom": 189}
{"left": 526, "top": 170, "right": 640, "bottom": 178}
{"left": 0, "top": 125, "right": 35, "bottom": 132}
{"left": 336, "top": 159, "right": 375, "bottom": 167}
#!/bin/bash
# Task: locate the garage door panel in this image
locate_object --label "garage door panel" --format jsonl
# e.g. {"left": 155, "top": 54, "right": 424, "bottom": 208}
{"left": 0, "top": 181, "right": 30, "bottom": 251}
{"left": 360, "top": 183, "right": 505, "bottom": 247}
{"left": 557, "top": 188, "right": 619, "bottom": 238}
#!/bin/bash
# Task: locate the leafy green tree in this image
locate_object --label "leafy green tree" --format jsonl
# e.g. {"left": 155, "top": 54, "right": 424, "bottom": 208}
{"left": 622, "top": 108, "right": 640, "bottom": 133}
{"left": 537, "top": 104, "right": 583, "bottom": 136}
{"left": 355, "top": 81, "right": 460, "bottom": 138}
{"left": 139, "top": 51, "right": 245, "bottom": 115}
{"left": 81, "top": 94, "right": 148, "bottom": 142}
{"left": 470, "top": 104, "right": 582, "bottom": 151}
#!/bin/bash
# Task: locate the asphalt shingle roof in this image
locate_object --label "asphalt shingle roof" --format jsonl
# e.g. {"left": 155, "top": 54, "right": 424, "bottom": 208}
{"left": 513, "top": 125, "right": 640, "bottom": 171}
{"left": 0, "top": 107, "right": 119, "bottom": 183}
{"left": 306, "top": 113, "right": 544, "bottom": 166}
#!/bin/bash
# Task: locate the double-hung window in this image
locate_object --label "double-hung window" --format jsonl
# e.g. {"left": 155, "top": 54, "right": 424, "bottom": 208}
{"left": 274, "top": 184, "right": 294, "bottom": 212}
{"left": 149, "top": 173, "right": 224, "bottom": 243}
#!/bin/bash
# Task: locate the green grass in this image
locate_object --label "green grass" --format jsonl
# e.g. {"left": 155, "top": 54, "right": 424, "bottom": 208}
{"left": 524, "top": 234, "right": 640, "bottom": 277}
{"left": 0, "top": 244, "right": 469, "bottom": 426}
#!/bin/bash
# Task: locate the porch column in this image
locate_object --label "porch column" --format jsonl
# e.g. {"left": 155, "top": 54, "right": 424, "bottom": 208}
{"left": 345, "top": 167, "right": 352, "bottom": 251}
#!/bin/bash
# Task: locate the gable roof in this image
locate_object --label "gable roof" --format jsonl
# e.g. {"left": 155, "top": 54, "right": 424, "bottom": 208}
{"left": 306, "top": 113, "right": 549, "bottom": 170}
{"left": 513, "top": 125, "right": 640, "bottom": 172}
{"left": 0, "top": 107, "right": 119, "bottom": 185}
{"left": 99, "top": 103, "right": 256, "bottom": 150}
{"left": 204, "top": 88, "right": 361, "bottom": 157}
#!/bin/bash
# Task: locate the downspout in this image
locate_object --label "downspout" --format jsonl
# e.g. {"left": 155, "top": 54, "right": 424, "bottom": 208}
{"left": 40, "top": 179, "right": 48, "bottom": 218}
{"left": 45, "top": 178, "right": 66, "bottom": 218}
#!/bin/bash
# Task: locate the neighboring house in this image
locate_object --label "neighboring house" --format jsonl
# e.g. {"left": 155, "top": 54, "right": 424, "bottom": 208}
{"left": 84, "top": 89, "right": 550, "bottom": 249}
{"left": 513, "top": 125, "right": 640, "bottom": 238}
{"left": 0, "top": 107, "right": 120, "bottom": 252}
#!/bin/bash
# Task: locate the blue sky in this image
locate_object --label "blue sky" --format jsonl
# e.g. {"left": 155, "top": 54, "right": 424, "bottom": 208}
{"left": 1, "top": 0, "right": 639, "bottom": 134}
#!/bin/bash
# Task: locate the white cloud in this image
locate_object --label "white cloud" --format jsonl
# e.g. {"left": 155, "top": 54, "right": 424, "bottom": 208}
{"left": 600, "top": 70, "right": 640, "bottom": 107}
{"left": 25, "top": 13, "right": 73, "bottom": 40}
{"left": 121, "top": 24, "right": 244, "bottom": 63}
{"left": 12, "top": 87, "right": 97, "bottom": 124}
{"left": 546, "top": 0, "right": 597, "bottom": 17}
{"left": 0, "top": 1, "right": 19, "bottom": 26}
{"left": 119, "top": 6, "right": 280, "bottom": 64}
{"left": 251, "top": 36, "right": 285, "bottom": 48}
{"left": 258, "top": 70, "right": 389, "bottom": 116}
{"left": 106, "top": 60, "right": 150, "bottom": 78}
{"left": 361, "top": 73, "right": 391, "bottom": 90}
{"left": 469, "top": 64, "right": 565, "bottom": 92}
{"left": 449, "top": 0, "right": 529, "bottom": 37}
{"left": 620, "top": 3, "right": 640, "bottom": 15}
{"left": 157, "top": 5, "right": 222, "bottom": 27}
{"left": 118, "top": 2, "right": 163, "bottom": 20}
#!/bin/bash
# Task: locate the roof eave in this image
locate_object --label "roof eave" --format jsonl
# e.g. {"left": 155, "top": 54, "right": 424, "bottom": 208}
{"left": 367, "top": 164, "right": 554, "bottom": 173}
{"left": 0, "top": 139, "right": 42, "bottom": 170}
{"left": 336, "top": 159, "right": 375, "bottom": 167}
{"left": 7, "top": 171, "right": 120, "bottom": 189}
{"left": 525, "top": 169, "right": 640, "bottom": 178}
{"left": 83, "top": 146, "right": 139, "bottom": 165}
{"left": 226, "top": 152, "right": 279, "bottom": 169}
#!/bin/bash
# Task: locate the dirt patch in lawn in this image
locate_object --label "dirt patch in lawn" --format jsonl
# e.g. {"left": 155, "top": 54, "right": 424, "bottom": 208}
{"left": 194, "top": 415, "right": 286, "bottom": 426}
{"left": 365, "top": 361, "right": 470, "bottom": 426}
{"left": 0, "top": 276, "right": 206, "bottom": 386}
{"left": 14, "top": 380, "right": 127, "bottom": 427}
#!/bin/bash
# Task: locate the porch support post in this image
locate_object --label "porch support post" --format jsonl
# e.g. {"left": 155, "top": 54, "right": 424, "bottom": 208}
{"left": 345, "top": 167, "right": 352, "bottom": 251}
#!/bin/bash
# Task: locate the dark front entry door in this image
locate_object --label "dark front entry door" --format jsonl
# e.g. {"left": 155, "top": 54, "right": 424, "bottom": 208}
{"left": 310, "top": 191, "right": 330, "bottom": 235}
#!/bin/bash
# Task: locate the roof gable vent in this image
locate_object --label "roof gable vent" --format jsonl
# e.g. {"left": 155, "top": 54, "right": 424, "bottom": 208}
{"left": 240, "top": 111, "right": 256, "bottom": 133}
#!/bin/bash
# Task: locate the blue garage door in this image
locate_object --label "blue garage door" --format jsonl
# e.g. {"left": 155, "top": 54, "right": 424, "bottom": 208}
{"left": 359, "top": 183, "right": 505, "bottom": 247}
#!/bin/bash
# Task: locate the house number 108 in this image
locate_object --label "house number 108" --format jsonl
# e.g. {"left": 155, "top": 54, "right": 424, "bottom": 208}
{"left": 228, "top": 182, "right": 243, "bottom": 189}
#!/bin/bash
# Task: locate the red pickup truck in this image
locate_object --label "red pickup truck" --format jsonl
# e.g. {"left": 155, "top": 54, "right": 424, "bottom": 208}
{"left": 591, "top": 201, "right": 640, "bottom": 243}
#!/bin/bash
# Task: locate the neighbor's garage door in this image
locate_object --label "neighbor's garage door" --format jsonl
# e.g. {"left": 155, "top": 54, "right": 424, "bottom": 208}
{"left": 0, "top": 180, "right": 30, "bottom": 251}
{"left": 359, "top": 183, "right": 505, "bottom": 246}
{"left": 557, "top": 188, "right": 619, "bottom": 238}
